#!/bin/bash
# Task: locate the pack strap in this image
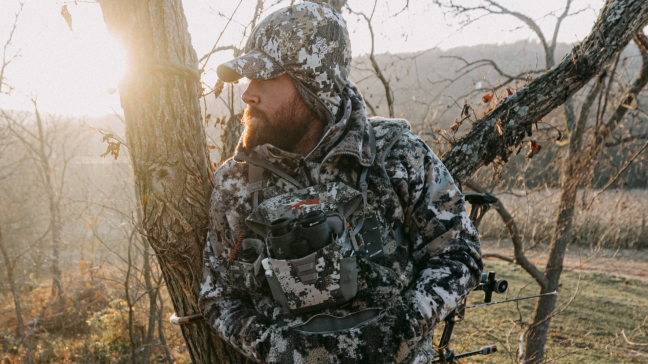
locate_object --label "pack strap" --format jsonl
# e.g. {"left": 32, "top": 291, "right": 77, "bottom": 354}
{"left": 248, "top": 164, "right": 264, "bottom": 210}
{"left": 351, "top": 123, "right": 376, "bottom": 239}
{"left": 236, "top": 152, "right": 304, "bottom": 189}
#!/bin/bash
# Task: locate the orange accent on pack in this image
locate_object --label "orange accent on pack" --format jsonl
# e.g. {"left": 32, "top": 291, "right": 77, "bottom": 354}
{"left": 287, "top": 198, "right": 319, "bottom": 210}
{"left": 229, "top": 234, "right": 245, "bottom": 264}
{"left": 347, "top": 222, "right": 360, "bottom": 251}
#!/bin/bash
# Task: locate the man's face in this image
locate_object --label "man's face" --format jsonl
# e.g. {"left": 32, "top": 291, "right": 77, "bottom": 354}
{"left": 241, "top": 74, "right": 319, "bottom": 152}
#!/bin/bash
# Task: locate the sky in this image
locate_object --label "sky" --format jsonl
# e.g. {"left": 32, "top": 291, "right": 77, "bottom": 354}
{"left": 0, "top": 0, "right": 603, "bottom": 117}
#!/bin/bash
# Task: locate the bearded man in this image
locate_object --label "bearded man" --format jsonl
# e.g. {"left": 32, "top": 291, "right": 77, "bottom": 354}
{"left": 199, "top": 3, "right": 482, "bottom": 363}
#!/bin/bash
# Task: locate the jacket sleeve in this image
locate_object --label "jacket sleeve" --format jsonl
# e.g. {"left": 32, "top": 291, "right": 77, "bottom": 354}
{"left": 385, "top": 131, "right": 484, "bottom": 340}
{"left": 199, "top": 169, "right": 275, "bottom": 362}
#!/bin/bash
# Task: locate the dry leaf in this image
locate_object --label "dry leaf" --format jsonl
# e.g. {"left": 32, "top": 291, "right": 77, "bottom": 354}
{"left": 450, "top": 118, "right": 462, "bottom": 134}
{"left": 506, "top": 88, "right": 514, "bottom": 96}
{"left": 101, "top": 141, "right": 121, "bottom": 160}
{"left": 526, "top": 140, "right": 542, "bottom": 159}
{"left": 61, "top": 5, "right": 73, "bottom": 31}
{"left": 482, "top": 94, "right": 493, "bottom": 103}
{"left": 213, "top": 80, "right": 225, "bottom": 99}
{"left": 495, "top": 120, "right": 503, "bottom": 136}
{"left": 461, "top": 103, "right": 470, "bottom": 117}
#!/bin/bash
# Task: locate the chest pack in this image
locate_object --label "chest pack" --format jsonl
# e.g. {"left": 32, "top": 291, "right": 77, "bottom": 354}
{"left": 227, "top": 122, "right": 406, "bottom": 314}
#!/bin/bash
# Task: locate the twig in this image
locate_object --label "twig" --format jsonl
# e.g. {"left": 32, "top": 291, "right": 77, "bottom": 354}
{"left": 200, "top": 0, "right": 244, "bottom": 71}
{"left": 621, "top": 329, "right": 648, "bottom": 346}
{"left": 584, "top": 140, "right": 648, "bottom": 210}
{"left": 482, "top": 253, "right": 515, "bottom": 263}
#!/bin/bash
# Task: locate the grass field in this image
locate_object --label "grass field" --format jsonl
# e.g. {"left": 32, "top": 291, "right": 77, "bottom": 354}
{"left": 478, "top": 189, "right": 648, "bottom": 249}
{"left": 433, "top": 261, "right": 648, "bottom": 363}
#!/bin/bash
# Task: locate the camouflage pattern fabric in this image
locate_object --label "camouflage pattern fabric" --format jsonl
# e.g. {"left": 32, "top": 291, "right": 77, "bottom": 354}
{"left": 248, "top": 182, "right": 361, "bottom": 313}
{"left": 217, "top": 2, "right": 352, "bottom": 119}
{"left": 246, "top": 182, "right": 362, "bottom": 236}
{"left": 199, "top": 79, "right": 483, "bottom": 363}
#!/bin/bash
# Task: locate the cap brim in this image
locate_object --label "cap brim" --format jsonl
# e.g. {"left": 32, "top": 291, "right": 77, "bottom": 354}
{"left": 217, "top": 51, "right": 285, "bottom": 82}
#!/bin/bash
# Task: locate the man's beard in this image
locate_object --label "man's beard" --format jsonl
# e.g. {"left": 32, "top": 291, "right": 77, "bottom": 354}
{"left": 242, "top": 94, "right": 319, "bottom": 152}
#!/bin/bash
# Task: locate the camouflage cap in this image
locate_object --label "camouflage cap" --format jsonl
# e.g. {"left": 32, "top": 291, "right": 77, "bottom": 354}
{"left": 217, "top": 2, "right": 352, "bottom": 118}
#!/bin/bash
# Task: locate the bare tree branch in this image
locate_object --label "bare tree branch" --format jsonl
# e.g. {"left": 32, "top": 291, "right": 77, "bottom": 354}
{"left": 0, "top": 2, "right": 23, "bottom": 94}
{"left": 440, "top": 2, "right": 648, "bottom": 182}
{"left": 605, "top": 133, "right": 648, "bottom": 147}
{"left": 349, "top": 1, "right": 395, "bottom": 117}
{"left": 465, "top": 180, "right": 548, "bottom": 289}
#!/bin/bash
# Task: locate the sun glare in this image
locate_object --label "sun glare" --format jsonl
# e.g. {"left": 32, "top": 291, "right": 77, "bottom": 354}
{"left": 40, "top": 29, "right": 127, "bottom": 116}
{"left": 1, "top": 2, "right": 127, "bottom": 117}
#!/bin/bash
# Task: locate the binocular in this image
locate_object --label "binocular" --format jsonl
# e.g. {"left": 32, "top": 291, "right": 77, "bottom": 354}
{"left": 268, "top": 210, "right": 333, "bottom": 259}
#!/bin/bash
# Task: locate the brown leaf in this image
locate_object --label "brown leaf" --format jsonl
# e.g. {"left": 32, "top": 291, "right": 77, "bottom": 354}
{"left": 461, "top": 103, "right": 470, "bottom": 117}
{"left": 506, "top": 88, "right": 514, "bottom": 96}
{"left": 61, "top": 5, "right": 73, "bottom": 31}
{"left": 482, "top": 94, "right": 493, "bottom": 103}
{"left": 213, "top": 80, "right": 225, "bottom": 99}
{"left": 526, "top": 140, "right": 542, "bottom": 159}
{"left": 495, "top": 120, "right": 503, "bottom": 136}
{"left": 101, "top": 141, "right": 121, "bottom": 160}
{"left": 208, "top": 145, "right": 217, "bottom": 150}
{"left": 450, "top": 118, "right": 462, "bottom": 134}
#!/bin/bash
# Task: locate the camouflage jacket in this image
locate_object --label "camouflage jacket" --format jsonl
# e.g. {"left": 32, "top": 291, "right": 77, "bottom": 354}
{"left": 199, "top": 82, "right": 483, "bottom": 363}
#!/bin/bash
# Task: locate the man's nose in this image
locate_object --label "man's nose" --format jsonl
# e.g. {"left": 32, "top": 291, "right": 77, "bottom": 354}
{"left": 241, "top": 81, "right": 260, "bottom": 105}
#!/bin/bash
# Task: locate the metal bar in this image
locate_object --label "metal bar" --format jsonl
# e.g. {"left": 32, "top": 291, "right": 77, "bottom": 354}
{"left": 465, "top": 291, "right": 558, "bottom": 309}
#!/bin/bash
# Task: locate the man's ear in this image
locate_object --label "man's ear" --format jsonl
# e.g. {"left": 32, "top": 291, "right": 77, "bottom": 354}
{"left": 291, "top": 77, "right": 332, "bottom": 126}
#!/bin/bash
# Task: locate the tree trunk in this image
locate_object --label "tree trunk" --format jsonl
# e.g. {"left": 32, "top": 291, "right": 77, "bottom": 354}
{"left": 0, "top": 228, "right": 25, "bottom": 339}
{"left": 98, "top": 1, "right": 247, "bottom": 363}
{"left": 33, "top": 104, "right": 63, "bottom": 300}
{"left": 524, "top": 175, "right": 579, "bottom": 363}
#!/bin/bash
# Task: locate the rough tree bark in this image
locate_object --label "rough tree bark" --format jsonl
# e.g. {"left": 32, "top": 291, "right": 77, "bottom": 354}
{"left": 97, "top": 0, "right": 648, "bottom": 363}
{"left": 98, "top": 1, "right": 248, "bottom": 363}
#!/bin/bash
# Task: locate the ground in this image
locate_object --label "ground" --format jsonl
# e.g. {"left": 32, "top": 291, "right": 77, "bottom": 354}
{"left": 433, "top": 241, "right": 648, "bottom": 363}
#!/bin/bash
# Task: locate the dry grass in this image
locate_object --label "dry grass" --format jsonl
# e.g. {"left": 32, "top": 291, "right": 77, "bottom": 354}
{"left": 478, "top": 189, "right": 648, "bottom": 249}
{"left": 434, "top": 260, "right": 648, "bottom": 363}
{"left": 0, "top": 264, "right": 190, "bottom": 364}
